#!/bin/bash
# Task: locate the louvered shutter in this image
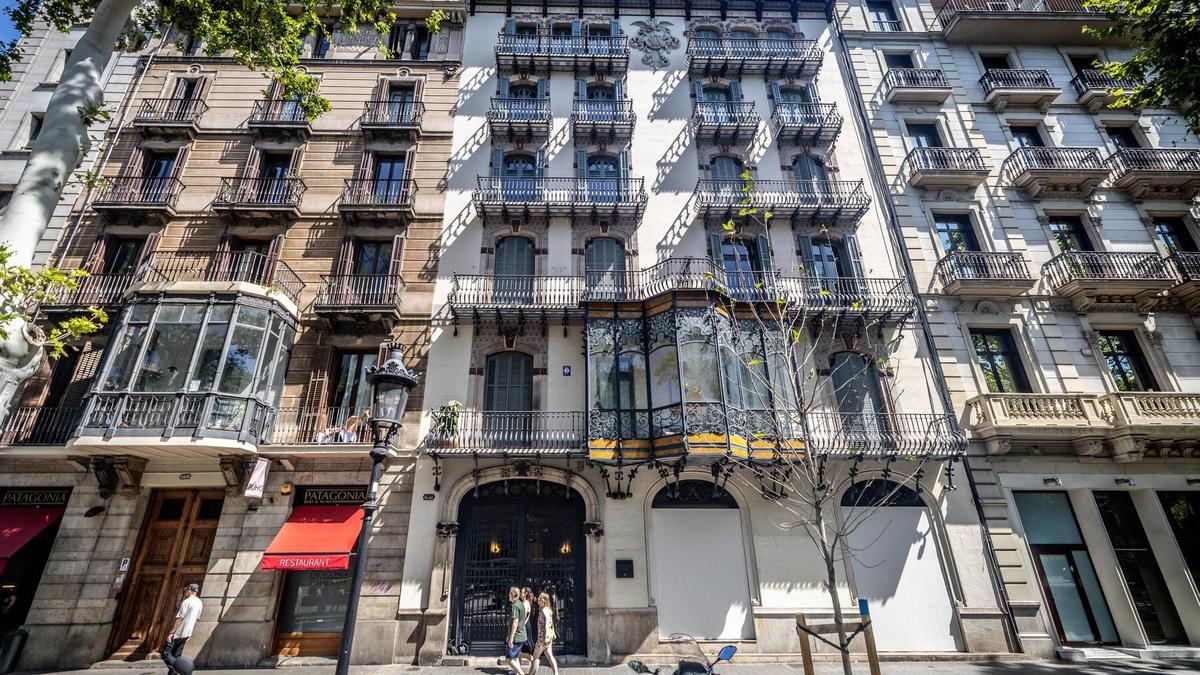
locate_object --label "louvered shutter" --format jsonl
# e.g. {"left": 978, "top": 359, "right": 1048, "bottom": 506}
{"left": 15, "top": 355, "right": 51, "bottom": 408}
{"left": 576, "top": 149, "right": 589, "bottom": 178}
{"left": 498, "top": 77, "right": 509, "bottom": 97}
{"left": 170, "top": 77, "right": 191, "bottom": 99}
{"left": 357, "top": 149, "right": 375, "bottom": 182}
{"left": 709, "top": 232, "right": 724, "bottom": 267}
{"left": 576, "top": 77, "right": 587, "bottom": 99}
{"left": 693, "top": 80, "right": 705, "bottom": 102}
{"left": 300, "top": 345, "right": 334, "bottom": 439}
{"left": 536, "top": 77, "right": 547, "bottom": 99}
{"left": 504, "top": 18, "right": 516, "bottom": 34}
{"left": 336, "top": 237, "right": 356, "bottom": 275}
{"left": 194, "top": 76, "right": 210, "bottom": 101}
{"left": 571, "top": 20, "right": 582, "bottom": 36}
{"left": 730, "top": 80, "right": 743, "bottom": 101}
{"left": 619, "top": 149, "right": 630, "bottom": 181}
{"left": 411, "top": 78, "right": 424, "bottom": 123}
{"left": 491, "top": 148, "right": 504, "bottom": 177}
{"left": 796, "top": 234, "right": 815, "bottom": 276}
{"left": 264, "top": 232, "right": 285, "bottom": 284}
{"left": 170, "top": 145, "right": 189, "bottom": 179}
{"left": 85, "top": 234, "right": 109, "bottom": 274}
{"left": 843, "top": 234, "right": 864, "bottom": 277}
{"left": 614, "top": 77, "right": 624, "bottom": 100}
{"left": 401, "top": 149, "right": 415, "bottom": 197}
{"left": 769, "top": 81, "right": 782, "bottom": 102}
{"left": 62, "top": 342, "right": 103, "bottom": 409}
{"left": 756, "top": 232, "right": 773, "bottom": 274}
{"left": 609, "top": 19, "right": 620, "bottom": 36}
{"left": 138, "top": 230, "right": 162, "bottom": 276}
{"left": 120, "top": 144, "right": 144, "bottom": 179}
{"left": 535, "top": 148, "right": 546, "bottom": 178}
{"left": 387, "top": 233, "right": 405, "bottom": 301}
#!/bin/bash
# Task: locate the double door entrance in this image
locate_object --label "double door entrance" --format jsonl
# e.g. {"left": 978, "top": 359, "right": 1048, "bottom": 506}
{"left": 450, "top": 481, "right": 586, "bottom": 656}
{"left": 107, "top": 490, "right": 224, "bottom": 660}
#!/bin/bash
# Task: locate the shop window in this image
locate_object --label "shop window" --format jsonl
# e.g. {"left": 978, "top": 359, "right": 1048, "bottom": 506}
{"left": 1157, "top": 491, "right": 1200, "bottom": 589}
{"left": 276, "top": 569, "right": 353, "bottom": 648}
{"left": 970, "top": 329, "right": 1031, "bottom": 393}
{"left": 1096, "top": 331, "right": 1158, "bottom": 392}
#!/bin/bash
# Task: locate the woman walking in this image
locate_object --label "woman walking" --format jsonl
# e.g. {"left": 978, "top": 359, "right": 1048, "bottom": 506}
{"left": 529, "top": 591, "right": 560, "bottom": 675}
{"left": 520, "top": 587, "right": 537, "bottom": 666}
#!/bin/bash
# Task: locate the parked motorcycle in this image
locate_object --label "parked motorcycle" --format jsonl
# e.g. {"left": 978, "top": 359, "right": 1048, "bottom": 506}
{"left": 627, "top": 633, "right": 737, "bottom": 675}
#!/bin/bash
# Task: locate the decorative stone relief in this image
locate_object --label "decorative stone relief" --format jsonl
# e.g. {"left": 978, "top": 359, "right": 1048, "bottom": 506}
{"left": 629, "top": 20, "right": 680, "bottom": 70}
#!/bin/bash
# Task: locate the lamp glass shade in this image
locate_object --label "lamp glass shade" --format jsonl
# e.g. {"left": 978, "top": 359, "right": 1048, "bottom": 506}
{"left": 372, "top": 379, "right": 410, "bottom": 429}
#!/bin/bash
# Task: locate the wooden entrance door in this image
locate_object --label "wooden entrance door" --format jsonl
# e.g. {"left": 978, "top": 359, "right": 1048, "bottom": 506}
{"left": 108, "top": 489, "right": 224, "bottom": 660}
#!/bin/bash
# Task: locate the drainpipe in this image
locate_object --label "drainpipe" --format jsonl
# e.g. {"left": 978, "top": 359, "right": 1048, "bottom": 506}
{"left": 55, "top": 29, "right": 171, "bottom": 268}
{"left": 826, "top": 10, "right": 1024, "bottom": 654}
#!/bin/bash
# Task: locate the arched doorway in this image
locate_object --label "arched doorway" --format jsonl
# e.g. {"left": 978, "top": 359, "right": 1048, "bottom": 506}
{"left": 840, "top": 479, "right": 960, "bottom": 652}
{"left": 450, "top": 480, "right": 587, "bottom": 655}
{"left": 650, "top": 480, "right": 755, "bottom": 640}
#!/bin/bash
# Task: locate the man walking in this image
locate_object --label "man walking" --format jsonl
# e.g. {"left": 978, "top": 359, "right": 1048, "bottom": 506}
{"left": 505, "top": 586, "right": 527, "bottom": 675}
{"left": 163, "top": 582, "right": 202, "bottom": 675}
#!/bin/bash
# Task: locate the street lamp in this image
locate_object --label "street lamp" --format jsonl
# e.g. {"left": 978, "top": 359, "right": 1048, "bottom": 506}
{"left": 335, "top": 343, "right": 419, "bottom": 675}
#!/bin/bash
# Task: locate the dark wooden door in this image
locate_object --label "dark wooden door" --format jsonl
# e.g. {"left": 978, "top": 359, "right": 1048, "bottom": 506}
{"left": 108, "top": 489, "right": 224, "bottom": 660}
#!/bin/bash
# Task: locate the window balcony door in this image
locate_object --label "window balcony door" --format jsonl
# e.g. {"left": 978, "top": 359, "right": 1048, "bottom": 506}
{"left": 385, "top": 85, "right": 415, "bottom": 124}
{"left": 831, "top": 352, "right": 889, "bottom": 445}
{"left": 141, "top": 152, "right": 177, "bottom": 202}
{"left": 493, "top": 236, "right": 535, "bottom": 304}
{"left": 502, "top": 154, "right": 538, "bottom": 202}
{"left": 483, "top": 351, "right": 534, "bottom": 447}
{"left": 586, "top": 237, "right": 627, "bottom": 301}
{"left": 372, "top": 155, "right": 407, "bottom": 204}
{"left": 710, "top": 156, "right": 746, "bottom": 200}
{"left": 586, "top": 155, "right": 620, "bottom": 203}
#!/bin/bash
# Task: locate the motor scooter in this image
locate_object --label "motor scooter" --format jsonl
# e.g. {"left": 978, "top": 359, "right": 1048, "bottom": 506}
{"left": 626, "top": 633, "right": 737, "bottom": 675}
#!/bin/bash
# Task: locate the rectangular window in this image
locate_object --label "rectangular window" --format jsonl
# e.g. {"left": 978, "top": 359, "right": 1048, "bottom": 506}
{"left": 330, "top": 351, "right": 378, "bottom": 421}
{"left": 183, "top": 34, "right": 201, "bottom": 56}
{"left": 27, "top": 113, "right": 43, "bottom": 147}
{"left": 884, "top": 53, "right": 915, "bottom": 70}
{"left": 1106, "top": 126, "right": 1141, "bottom": 150}
{"left": 971, "top": 329, "right": 1031, "bottom": 393}
{"left": 933, "top": 213, "right": 980, "bottom": 253}
{"left": 353, "top": 240, "right": 392, "bottom": 276}
{"left": 1068, "top": 54, "right": 1098, "bottom": 75}
{"left": 134, "top": 304, "right": 205, "bottom": 393}
{"left": 1011, "top": 126, "right": 1045, "bottom": 148}
{"left": 1157, "top": 491, "right": 1200, "bottom": 592}
{"left": 1096, "top": 331, "right": 1157, "bottom": 392}
{"left": 410, "top": 26, "right": 432, "bottom": 59}
{"left": 1153, "top": 217, "right": 1198, "bottom": 254}
{"left": 312, "top": 24, "right": 332, "bottom": 58}
{"left": 275, "top": 569, "right": 351, "bottom": 637}
{"left": 105, "top": 238, "right": 146, "bottom": 275}
{"left": 866, "top": 0, "right": 901, "bottom": 30}
{"left": 905, "top": 122, "right": 942, "bottom": 148}
{"left": 1047, "top": 215, "right": 1092, "bottom": 252}
{"left": 979, "top": 54, "right": 1011, "bottom": 71}
{"left": 1094, "top": 491, "right": 1186, "bottom": 644}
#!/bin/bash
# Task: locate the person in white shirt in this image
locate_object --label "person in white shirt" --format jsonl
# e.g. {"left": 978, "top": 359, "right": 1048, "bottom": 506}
{"left": 163, "top": 582, "right": 202, "bottom": 675}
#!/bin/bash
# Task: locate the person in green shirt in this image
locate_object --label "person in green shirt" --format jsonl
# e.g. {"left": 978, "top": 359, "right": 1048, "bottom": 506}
{"left": 505, "top": 586, "right": 527, "bottom": 674}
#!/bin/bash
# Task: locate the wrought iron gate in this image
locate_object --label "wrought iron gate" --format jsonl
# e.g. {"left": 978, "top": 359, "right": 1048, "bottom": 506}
{"left": 449, "top": 480, "right": 586, "bottom": 655}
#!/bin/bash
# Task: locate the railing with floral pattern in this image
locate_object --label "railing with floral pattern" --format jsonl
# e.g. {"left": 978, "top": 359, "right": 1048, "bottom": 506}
{"left": 1042, "top": 251, "right": 1174, "bottom": 289}
{"left": 934, "top": 251, "right": 1031, "bottom": 285}
{"left": 134, "top": 97, "right": 208, "bottom": 125}
{"left": 423, "top": 410, "right": 586, "bottom": 454}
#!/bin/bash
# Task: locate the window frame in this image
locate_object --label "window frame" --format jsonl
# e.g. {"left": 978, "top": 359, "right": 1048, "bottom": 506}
{"left": 968, "top": 327, "right": 1034, "bottom": 394}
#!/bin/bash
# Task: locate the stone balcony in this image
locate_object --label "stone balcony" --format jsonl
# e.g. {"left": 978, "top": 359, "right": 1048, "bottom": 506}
{"left": 1106, "top": 148, "right": 1200, "bottom": 201}
{"left": 935, "top": 0, "right": 1117, "bottom": 46}
{"left": 966, "top": 392, "right": 1200, "bottom": 460}
{"left": 1003, "top": 146, "right": 1110, "bottom": 198}
{"left": 1042, "top": 251, "right": 1175, "bottom": 312}
{"left": 979, "top": 69, "right": 1060, "bottom": 111}
{"left": 883, "top": 69, "right": 953, "bottom": 104}
{"left": 934, "top": 251, "right": 1034, "bottom": 297}
{"left": 1070, "top": 70, "right": 1140, "bottom": 112}
{"left": 902, "top": 148, "right": 990, "bottom": 189}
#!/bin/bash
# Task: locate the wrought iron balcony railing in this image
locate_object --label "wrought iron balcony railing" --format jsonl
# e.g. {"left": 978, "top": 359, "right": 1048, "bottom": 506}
{"left": 248, "top": 99, "right": 308, "bottom": 126}
{"left": 265, "top": 406, "right": 371, "bottom": 446}
{"left": 934, "top": 251, "right": 1031, "bottom": 285}
{"left": 473, "top": 177, "right": 647, "bottom": 206}
{"left": 1005, "top": 147, "right": 1108, "bottom": 175}
{"left": 938, "top": 0, "right": 1098, "bottom": 25}
{"left": 92, "top": 176, "right": 183, "bottom": 209}
{"left": 0, "top": 406, "right": 82, "bottom": 446}
{"left": 904, "top": 147, "right": 988, "bottom": 173}
{"left": 804, "top": 412, "right": 966, "bottom": 457}
{"left": 140, "top": 249, "right": 304, "bottom": 305}
{"left": 450, "top": 274, "right": 586, "bottom": 309}
{"left": 313, "top": 274, "right": 405, "bottom": 312}
{"left": 214, "top": 177, "right": 306, "bottom": 209}
{"left": 1170, "top": 252, "right": 1200, "bottom": 282}
{"left": 361, "top": 99, "right": 424, "bottom": 127}
{"left": 494, "top": 34, "right": 628, "bottom": 73}
{"left": 782, "top": 276, "right": 916, "bottom": 316}
{"left": 692, "top": 101, "right": 759, "bottom": 126}
{"left": 42, "top": 272, "right": 136, "bottom": 308}
{"left": 1043, "top": 251, "right": 1175, "bottom": 289}
{"left": 488, "top": 97, "right": 552, "bottom": 126}
{"left": 1106, "top": 148, "right": 1200, "bottom": 176}
{"left": 80, "top": 392, "right": 274, "bottom": 446}
{"left": 571, "top": 99, "right": 635, "bottom": 125}
{"left": 770, "top": 103, "right": 842, "bottom": 144}
{"left": 340, "top": 178, "right": 415, "bottom": 209}
{"left": 686, "top": 38, "right": 823, "bottom": 77}
{"left": 1070, "top": 69, "right": 1140, "bottom": 96}
{"left": 872, "top": 19, "right": 905, "bottom": 31}
{"left": 980, "top": 68, "right": 1057, "bottom": 94}
{"left": 693, "top": 179, "right": 870, "bottom": 223}
{"left": 884, "top": 68, "right": 951, "bottom": 90}
{"left": 424, "top": 410, "right": 586, "bottom": 455}
{"left": 133, "top": 97, "right": 208, "bottom": 125}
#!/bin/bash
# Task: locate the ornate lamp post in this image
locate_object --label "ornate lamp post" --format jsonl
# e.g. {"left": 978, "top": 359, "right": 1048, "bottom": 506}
{"left": 335, "top": 343, "right": 419, "bottom": 675}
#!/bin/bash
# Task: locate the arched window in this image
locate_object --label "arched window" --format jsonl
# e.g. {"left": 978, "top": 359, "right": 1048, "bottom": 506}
{"left": 710, "top": 156, "right": 746, "bottom": 197}
{"left": 652, "top": 480, "right": 738, "bottom": 508}
{"left": 585, "top": 154, "right": 619, "bottom": 202}
{"left": 509, "top": 81, "right": 538, "bottom": 98}
{"left": 493, "top": 236, "right": 535, "bottom": 303}
{"left": 766, "top": 29, "right": 792, "bottom": 42}
{"left": 586, "top": 83, "right": 614, "bottom": 100}
{"left": 830, "top": 352, "right": 886, "bottom": 415}
{"left": 730, "top": 29, "right": 757, "bottom": 57}
{"left": 585, "top": 237, "right": 627, "bottom": 299}
{"left": 841, "top": 479, "right": 924, "bottom": 508}
{"left": 484, "top": 351, "right": 534, "bottom": 443}
{"left": 693, "top": 27, "right": 721, "bottom": 56}
{"left": 503, "top": 153, "right": 537, "bottom": 176}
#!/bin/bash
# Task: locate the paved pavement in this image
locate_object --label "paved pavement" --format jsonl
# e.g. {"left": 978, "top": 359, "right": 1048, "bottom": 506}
{"left": 20, "top": 658, "right": 1200, "bottom": 675}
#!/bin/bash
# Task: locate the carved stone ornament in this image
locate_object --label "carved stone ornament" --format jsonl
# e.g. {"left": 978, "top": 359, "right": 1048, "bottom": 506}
{"left": 436, "top": 521, "right": 460, "bottom": 538}
{"left": 629, "top": 21, "right": 680, "bottom": 70}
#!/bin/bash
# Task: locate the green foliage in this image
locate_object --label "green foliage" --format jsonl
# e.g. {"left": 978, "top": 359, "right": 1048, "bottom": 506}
{"left": 425, "top": 8, "right": 448, "bottom": 35}
{"left": 1084, "top": 0, "right": 1200, "bottom": 132}
{"left": 0, "top": 0, "right": 399, "bottom": 120}
{"left": 0, "top": 245, "right": 106, "bottom": 358}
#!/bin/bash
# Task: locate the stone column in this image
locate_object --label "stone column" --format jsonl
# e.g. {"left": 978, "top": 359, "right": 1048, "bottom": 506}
{"left": 1068, "top": 489, "right": 1147, "bottom": 648}
{"left": 1130, "top": 489, "right": 1200, "bottom": 645}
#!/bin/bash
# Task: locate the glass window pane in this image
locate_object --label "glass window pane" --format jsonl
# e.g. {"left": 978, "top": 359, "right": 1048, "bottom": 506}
{"left": 1071, "top": 551, "right": 1120, "bottom": 643}
{"left": 102, "top": 324, "right": 148, "bottom": 391}
{"left": 649, "top": 347, "right": 680, "bottom": 406}
{"left": 218, "top": 324, "right": 265, "bottom": 395}
{"left": 276, "top": 569, "right": 351, "bottom": 634}
{"left": 1013, "top": 491, "right": 1084, "bottom": 545}
{"left": 1038, "top": 552, "right": 1100, "bottom": 643}
{"left": 255, "top": 326, "right": 282, "bottom": 399}
{"left": 193, "top": 321, "right": 229, "bottom": 392}
{"left": 134, "top": 321, "right": 202, "bottom": 392}
{"left": 1158, "top": 491, "right": 1200, "bottom": 588}
{"left": 237, "top": 306, "right": 269, "bottom": 328}
{"left": 680, "top": 342, "right": 720, "bottom": 401}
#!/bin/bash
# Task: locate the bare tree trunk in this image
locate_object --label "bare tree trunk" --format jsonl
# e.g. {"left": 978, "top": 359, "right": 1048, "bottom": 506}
{"left": 0, "top": 0, "right": 138, "bottom": 410}
{"left": 819, "top": 508, "right": 854, "bottom": 675}
{"left": 0, "top": 0, "right": 139, "bottom": 267}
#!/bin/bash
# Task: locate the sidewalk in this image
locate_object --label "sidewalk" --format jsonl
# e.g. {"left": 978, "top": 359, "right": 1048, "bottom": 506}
{"left": 20, "top": 658, "right": 1200, "bottom": 675}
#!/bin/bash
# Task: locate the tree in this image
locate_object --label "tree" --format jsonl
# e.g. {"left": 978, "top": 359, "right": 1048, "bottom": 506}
{"left": 0, "top": 0, "right": 405, "bottom": 407}
{"left": 684, "top": 177, "right": 962, "bottom": 675}
{"left": 1084, "top": 0, "right": 1200, "bottom": 132}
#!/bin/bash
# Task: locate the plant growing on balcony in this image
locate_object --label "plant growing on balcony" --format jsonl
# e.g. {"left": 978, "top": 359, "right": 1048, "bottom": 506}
{"left": 434, "top": 400, "right": 463, "bottom": 438}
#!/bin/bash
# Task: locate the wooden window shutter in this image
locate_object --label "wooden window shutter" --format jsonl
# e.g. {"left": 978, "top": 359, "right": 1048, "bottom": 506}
{"left": 288, "top": 145, "right": 305, "bottom": 172}
{"left": 389, "top": 233, "right": 405, "bottom": 278}
{"left": 15, "top": 354, "right": 52, "bottom": 408}
{"left": 412, "top": 77, "right": 424, "bottom": 105}
{"left": 357, "top": 150, "right": 375, "bottom": 181}
{"left": 244, "top": 146, "right": 262, "bottom": 179}
{"left": 120, "top": 143, "right": 145, "bottom": 179}
{"left": 371, "top": 78, "right": 386, "bottom": 104}
{"left": 171, "top": 145, "right": 190, "bottom": 179}
{"left": 194, "top": 76, "right": 211, "bottom": 100}
{"left": 170, "top": 77, "right": 191, "bottom": 99}
{"left": 85, "top": 233, "right": 109, "bottom": 274}
{"left": 266, "top": 232, "right": 286, "bottom": 280}
{"left": 336, "top": 236, "right": 357, "bottom": 275}
{"left": 402, "top": 149, "right": 416, "bottom": 189}
{"left": 300, "top": 344, "right": 335, "bottom": 437}
{"left": 138, "top": 230, "right": 162, "bottom": 269}
{"left": 62, "top": 342, "right": 104, "bottom": 409}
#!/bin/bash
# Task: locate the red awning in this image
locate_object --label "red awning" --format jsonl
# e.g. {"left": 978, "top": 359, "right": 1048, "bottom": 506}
{"left": 260, "top": 505, "right": 363, "bottom": 571}
{"left": 0, "top": 507, "right": 65, "bottom": 574}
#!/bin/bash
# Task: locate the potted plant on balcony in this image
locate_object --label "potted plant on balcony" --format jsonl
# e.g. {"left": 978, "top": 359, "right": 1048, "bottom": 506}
{"left": 434, "top": 400, "right": 463, "bottom": 439}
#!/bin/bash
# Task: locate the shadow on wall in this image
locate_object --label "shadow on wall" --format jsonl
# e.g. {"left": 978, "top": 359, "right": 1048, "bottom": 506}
{"left": 648, "top": 68, "right": 688, "bottom": 121}
{"left": 446, "top": 123, "right": 489, "bottom": 184}
{"left": 455, "top": 67, "right": 495, "bottom": 117}
{"left": 653, "top": 123, "right": 693, "bottom": 193}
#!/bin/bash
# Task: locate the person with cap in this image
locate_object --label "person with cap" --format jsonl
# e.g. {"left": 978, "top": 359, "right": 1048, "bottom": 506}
{"left": 163, "top": 582, "right": 202, "bottom": 675}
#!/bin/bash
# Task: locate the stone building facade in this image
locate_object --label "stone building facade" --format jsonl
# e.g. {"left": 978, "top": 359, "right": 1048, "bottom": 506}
{"left": 405, "top": 0, "right": 1013, "bottom": 664}
{"left": 840, "top": 0, "right": 1200, "bottom": 660}
{"left": 0, "top": 9, "right": 465, "bottom": 670}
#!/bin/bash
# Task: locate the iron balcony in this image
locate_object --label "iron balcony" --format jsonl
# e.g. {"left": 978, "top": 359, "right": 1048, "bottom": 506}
{"left": 692, "top": 101, "right": 760, "bottom": 143}
{"left": 91, "top": 176, "right": 183, "bottom": 220}
{"left": 1106, "top": 148, "right": 1200, "bottom": 201}
{"left": 338, "top": 178, "right": 416, "bottom": 225}
{"left": 902, "top": 148, "right": 989, "bottom": 189}
{"left": 1003, "top": 147, "right": 1110, "bottom": 198}
{"left": 979, "top": 69, "right": 1060, "bottom": 111}
{"left": 472, "top": 177, "right": 647, "bottom": 227}
{"left": 571, "top": 99, "right": 635, "bottom": 143}
{"left": 1071, "top": 69, "right": 1141, "bottom": 111}
{"left": 313, "top": 274, "right": 405, "bottom": 323}
{"left": 136, "top": 249, "right": 304, "bottom": 306}
{"left": 131, "top": 97, "right": 207, "bottom": 138}
{"left": 265, "top": 407, "right": 373, "bottom": 447}
{"left": 40, "top": 273, "right": 136, "bottom": 311}
{"left": 882, "top": 69, "right": 953, "bottom": 104}
{"left": 360, "top": 99, "right": 424, "bottom": 140}
{"left": 1042, "top": 251, "right": 1175, "bottom": 312}
{"left": 423, "top": 410, "right": 587, "bottom": 457}
{"left": 686, "top": 37, "right": 823, "bottom": 78}
{"left": 1168, "top": 252, "right": 1200, "bottom": 313}
{"left": 487, "top": 97, "right": 552, "bottom": 142}
{"left": 693, "top": 179, "right": 870, "bottom": 226}
{"left": 0, "top": 406, "right": 83, "bottom": 447}
{"left": 494, "top": 34, "right": 628, "bottom": 75}
{"left": 935, "top": 0, "right": 1117, "bottom": 46}
{"left": 804, "top": 412, "right": 966, "bottom": 457}
{"left": 934, "top": 251, "right": 1034, "bottom": 297}
{"left": 246, "top": 99, "right": 311, "bottom": 140}
{"left": 770, "top": 103, "right": 842, "bottom": 146}
{"left": 77, "top": 392, "right": 275, "bottom": 452}
{"left": 213, "top": 177, "right": 307, "bottom": 220}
